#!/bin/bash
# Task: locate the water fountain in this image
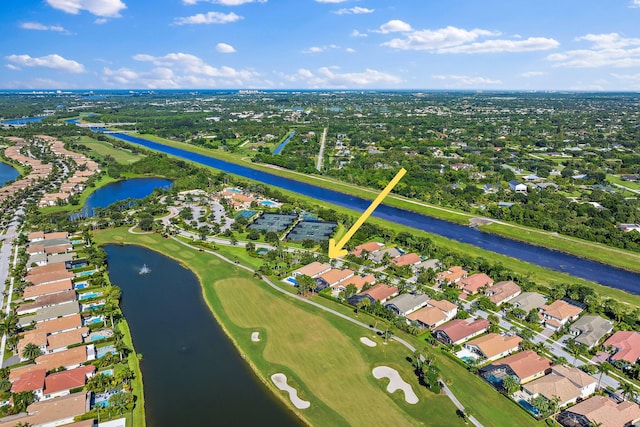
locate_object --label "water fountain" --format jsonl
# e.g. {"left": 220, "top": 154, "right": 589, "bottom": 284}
{"left": 139, "top": 264, "right": 151, "bottom": 275}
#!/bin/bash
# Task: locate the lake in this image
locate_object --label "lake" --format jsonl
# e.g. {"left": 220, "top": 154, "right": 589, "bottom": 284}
{"left": 103, "top": 244, "right": 301, "bottom": 427}
{"left": 72, "top": 177, "right": 172, "bottom": 218}
{"left": 104, "top": 132, "right": 640, "bottom": 294}
{"left": 0, "top": 161, "right": 19, "bottom": 187}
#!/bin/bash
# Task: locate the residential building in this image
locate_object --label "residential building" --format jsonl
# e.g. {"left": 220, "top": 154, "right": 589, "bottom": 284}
{"left": 0, "top": 392, "right": 90, "bottom": 427}
{"left": 603, "top": 331, "right": 640, "bottom": 365}
{"left": 292, "top": 262, "right": 331, "bottom": 278}
{"left": 437, "top": 266, "right": 468, "bottom": 285}
{"left": 509, "top": 180, "right": 527, "bottom": 193}
{"left": 22, "top": 279, "right": 74, "bottom": 299}
{"left": 459, "top": 273, "right": 494, "bottom": 295}
{"left": 390, "top": 253, "right": 422, "bottom": 267}
{"left": 485, "top": 280, "right": 521, "bottom": 305}
{"left": 362, "top": 284, "right": 399, "bottom": 303}
{"left": 385, "top": 293, "right": 431, "bottom": 316}
{"left": 428, "top": 299, "right": 458, "bottom": 320}
{"left": 339, "top": 274, "right": 376, "bottom": 292}
{"left": 557, "top": 395, "right": 640, "bottom": 427}
{"left": 407, "top": 307, "right": 448, "bottom": 329}
{"left": 434, "top": 318, "right": 490, "bottom": 346}
{"left": 464, "top": 333, "right": 522, "bottom": 362}
{"left": 10, "top": 369, "right": 46, "bottom": 401}
{"left": 370, "top": 247, "right": 403, "bottom": 263}
{"left": 568, "top": 315, "right": 613, "bottom": 349}
{"left": 351, "top": 242, "right": 384, "bottom": 257}
{"left": 317, "top": 268, "right": 354, "bottom": 289}
{"left": 539, "top": 299, "right": 584, "bottom": 330}
{"left": 523, "top": 365, "right": 597, "bottom": 408}
{"left": 43, "top": 365, "right": 95, "bottom": 400}
{"left": 509, "top": 292, "right": 547, "bottom": 313}
{"left": 483, "top": 350, "right": 552, "bottom": 384}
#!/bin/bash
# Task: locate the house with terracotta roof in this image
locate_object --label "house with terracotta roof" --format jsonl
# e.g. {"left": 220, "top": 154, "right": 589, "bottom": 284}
{"left": 362, "top": 284, "right": 399, "bottom": 303}
{"left": 459, "top": 273, "right": 494, "bottom": 295}
{"left": 10, "top": 369, "right": 46, "bottom": 400}
{"left": 44, "top": 243, "right": 73, "bottom": 255}
{"left": 522, "top": 365, "right": 597, "bottom": 408}
{"left": 27, "top": 243, "right": 45, "bottom": 255}
{"left": 17, "top": 290, "right": 76, "bottom": 315}
{"left": 339, "top": 274, "right": 375, "bottom": 292}
{"left": 603, "top": 331, "right": 640, "bottom": 365}
{"left": 46, "top": 327, "right": 90, "bottom": 353}
{"left": 408, "top": 307, "right": 449, "bottom": 329}
{"left": 464, "top": 333, "right": 522, "bottom": 362}
{"left": 485, "top": 280, "right": 521, "bottom": 305}
{"left": 17, "top": 330, "right": 48, "bottom": 358}
{"left": 568, "top": 315, "right": 613, "bottom": 349}
{"left": 44, "top": 232, "right": 69, "bottom": 240}
{"left": 43, "top": 365, "right": 95, "bottom": 400}
{"left": 35, "top": 313, "right": 82, "bottom": 335}
{"left": 318, "top": 268, "right": 354, "bottom": 288}
{"left": 437, "top": 266, "right": 468, "bottom": 286}
{"left": 390, "top": 253, "right": 422, "bottom": 267}
{"left": 434, "top": 318, "right": 490, "bottom": 346}
{"left": 292, "top": 262, "right": 331, "bottom": 278}
{"left": 557, "top": 395, "right": 640, "bottom": 427}
{"left": 22, "top": 278, "right": 73, "bottom": 299}
{"left": 27, "top": 231, "right": 45, "bottom": 242}
{"left": 539, "top": 299, "right": 584, "bottom": 330}
{"left": 482, "top": 350, "right": 552, "bottom": 384}
{"left": 385, "top": 293, "right": 431, "bottom": 316}
{"left": 351, "top": 242, "right": 384, "bottom": 257}
{"left": 369, "top": 247, "right": 403, "bottom": 263}
{"left": 9, "top": 346, "right": 90, "bottom": 382}
{"left": 24, "top": 269, "right": 75, "bottom": 286}
{"left": 428, "top": 299, "right": 458, "bottom": 320}
{"left": 0, "top": 392, "right": 90, "bottom": 427}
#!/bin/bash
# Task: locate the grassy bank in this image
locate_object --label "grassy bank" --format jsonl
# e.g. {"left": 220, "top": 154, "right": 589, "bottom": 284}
{"left": 71, "top": 135, "right": 144, "bottom": 164}
{"left": 93, "top": 228, "right": 478, "bottom": 426}
{"left": 111, "top": 132, "right": 640, "bottom": 274}
{"left": 117, "top": 320, "right": 146, "bottom": 427}
{"left": 39, "top": 174, "right": 120, "bottom": 215}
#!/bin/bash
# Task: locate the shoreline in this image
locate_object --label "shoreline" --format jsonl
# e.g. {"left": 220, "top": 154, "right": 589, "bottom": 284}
{"left": 109, "top": 132, "right": 640, "bottom": 275}
{"left": 99, "top": 239, "right": 309, "bottom": 426}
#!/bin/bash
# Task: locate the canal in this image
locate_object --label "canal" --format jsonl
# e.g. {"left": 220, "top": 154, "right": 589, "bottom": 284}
{"left": 0, "top": 161, "right": 19, "bottom": 187}
{"left": 107, "top": 132, "right": 640, "bottom": 294}
{"left": 103, "top": 244, "right": 301, "bottom": 427}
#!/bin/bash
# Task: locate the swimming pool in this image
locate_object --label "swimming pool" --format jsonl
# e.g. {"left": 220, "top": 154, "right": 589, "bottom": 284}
{"left": 284, "top": 277, "right": 297, "bottom": 286}
{"left": 88, "top": 329, "right": 114, "bottom": 342}
{"left": 518, "top": 399, "right": 540, "bottom": 416}
{"left": 96, "top": 345, "right": 117, "bottom": 358}
{"left": 83, "top": 302, "right": 105, "bottom": 311}
{"left": 84, "top": 316, "right": 103, "bottom": 325}
{"left": 72, "top": 240, "right": 83, "bottom": 245}
{"left": 76, "top": 270, "right": 96, "bottom": 277}
{"left": 260, "top": 200, "right": 277, "bottom": 207}
{"left": 79, "top": 291, "right": 103, "bottom": 300}
{"left": 74, "top": 282, "right": 88, "bottom": 290}
{"left": 484, "top": 373, "right": 504, "bottom": 386}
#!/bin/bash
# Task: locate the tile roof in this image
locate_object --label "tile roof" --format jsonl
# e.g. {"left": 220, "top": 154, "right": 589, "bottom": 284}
{"left": 351, "top": 242, "right": 384, "bottom": 256}
{"left": 465, "top": 333, "right": 522, "bottom": 359}
{"left": 363, "top": 283, "right": 399, "bottom": 302}
{"left": 564, "top": 395, "right": 640, "bottom": 427}
{"left": 385, "top": 293, "right": 431, "bottom": 315}
{"left": 486, "top": 280, "right": 521, "bottom": 304}
{"left": 569, "top": 315, "right": 613, "bottom": 348}
{"left": 437, "top": 266, "right": 467, "bottom": 283}
{"left": 11, "top": 369, "right": 46, "bottom": 393}
{"left": 0, "top": 392, "right": 89, "bottom": 427}
{"left": 523, "top": 374, "right": 582, "bottom": 405}
{"left": 435, "top": 318, "right": 490, "bottom": 344}
{"left": 292, "top": 262, "right": 331, "bottom": 278}
{"left": 390, "top": 253, "right": 421, "bottom": 267}
{"left": 44, "top": 231, "right": 69, "bottom": 240}
{"left": 540, "top": 299, "right": 583, "bottom": 321}
{"left": 17, "top": 330, "right": 48, "bottom": 355}
{"left": 44, "top": 365, "right": 95, "bottom": 395}
{"left": 35, "top": 313, "right": 82, "bottom": 335}
{"left": 24, "top": 270, "right": 75, "bottom": 286}
{"left": 22, "top": 279, "right": 73, "bottom": 299}
{"left": 407, "top": 306, "right": 447, "bottom": 327}
{"left": 509, "top": 292, "right": 547, "bottom": 312}
{"left": 17, "top": 290, "right": 76, "bottom": 314}
{"left": 10, "top": 347, "right": 88, "bottom": 381}
{"left": 26, "top": 263, "right": 68, "bottom": 277}
{"left": 494, "top": 350, "right": 552, "bottom": 383}
{"left": 428, "top": 299, "right": 458, "bottom": 313}
{"left": 551, "top": 365, "right": 597, "bottom": 389}
{"left": 46, "top": 327, "right": 89, "bottom": 351}
{"left": 459, "top": 273, "right": 494, "bottom": 293}
{"left": 340, "top": 274, "right": 376, "bottom": 290}
{"left": 319, "top": 268, "right": 354, "bottom": 286}
{"left": 604, "top": 331, "right": 640, "bottom": 364}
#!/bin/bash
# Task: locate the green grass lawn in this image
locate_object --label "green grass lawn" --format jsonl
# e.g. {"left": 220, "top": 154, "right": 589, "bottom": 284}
{"left": 94, "top": 228, "right": 467, "bottom": 426}
{"left": 108, "top": 132, "right": 640, "bottom": 275}
{"left": 73, "top": 136, "right": 143, "bottom": 164}
{"left": 117, "top": 320, "right": 146, "bottom": 427}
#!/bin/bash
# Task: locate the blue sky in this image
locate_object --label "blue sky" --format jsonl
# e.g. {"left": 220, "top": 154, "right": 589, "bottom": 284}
{"left": 1, "top": 0, "right": 640, "bottom": 90}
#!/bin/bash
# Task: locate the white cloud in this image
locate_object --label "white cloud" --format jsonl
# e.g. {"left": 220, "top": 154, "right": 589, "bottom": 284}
{"left": 216, "top": 43, "right": 236, "bottom": 53}
{"left": 351, "top": 30, "right": 367, "bottom": 38}
{"left": 94, "top": 18, "right": 109, "bottom": 24}
{"left": 381, "top": 24, "right": 558, "bottom": 54}
{"left": 440, "top": 37, "right": 559, "bottom": 53}
{"left": 184, "top": 0, "right": 265, "bottom": 4}
{"left": 174, "top": 11, "right": 242, "bottom": 25}
{"left": 113, "top": 52, "right": 260, "bottom": 88}
{"left": 284, "top": 67, "right": 401, "bottom": 88}
{"left": 377, "top": 20, "right": 412, "bottom": 34}
{"left": 5, "top": 54, "right": 85, "bottom": 73}
{"left": 302, "top": 44, "right": 340, "bottom": 54}
{"left": 20, "top": 22, "right": 67, "bottom": 32}
{"left": 345, "top": 47, "right": 355, "bottom": 53}
{"left": 432, "top": 74, "right": 502, "bottom": 87}
{"left": 334, "top": 7, "right": 374, "bottom": 15}
{"left": 630, "top": 0, "right": 640, "bottom": 7}
{"left": 521, "top": 71, "right": 547, "bottom": 77}
{"left": 547, "top": 33, "right": 640, "bottom": 67}
{"left": 46, "top": 0, "right": 126, "bottom": 18}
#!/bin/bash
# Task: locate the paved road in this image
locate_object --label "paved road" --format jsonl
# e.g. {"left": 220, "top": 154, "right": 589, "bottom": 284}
{"left": 316, "top": 127, "right": 327, "bottom": 171}
{"left": 161, "top": 231, "right": 483, "bottom": 426}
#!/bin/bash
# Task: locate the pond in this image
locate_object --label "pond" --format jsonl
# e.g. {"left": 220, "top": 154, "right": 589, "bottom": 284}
{"left": 103, "top": 244, "right": 301, "bottom": 427}
{"left": 71, "top": 177, "right": 172, "bottom": 219}
{"left": 0, "top": 161, "right": 19, "bottom": 187}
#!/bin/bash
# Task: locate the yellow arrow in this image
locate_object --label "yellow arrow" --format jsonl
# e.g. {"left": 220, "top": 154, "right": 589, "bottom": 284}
{"left": 328, "top": 168, "right": 406, "bottom": 258}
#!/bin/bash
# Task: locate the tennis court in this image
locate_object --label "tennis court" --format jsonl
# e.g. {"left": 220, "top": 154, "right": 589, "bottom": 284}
{"left": 286, "top": 220, "right": 337, "bottom": 242}
{"left": 248, "top": 213, "right": 298, "bottom": 233}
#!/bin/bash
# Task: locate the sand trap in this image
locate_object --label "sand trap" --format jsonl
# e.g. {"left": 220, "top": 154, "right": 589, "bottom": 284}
{"left": 271, "top": 373, "right": 310, "bottom": 409}
{"left": 251, "top": 332, "right": 260, "bottom": 342}
{"left": 372, "top": 366, "right": 419, "bottom": 404}
{"left": 360, "top": 337, "right": 377, "bottom": 347}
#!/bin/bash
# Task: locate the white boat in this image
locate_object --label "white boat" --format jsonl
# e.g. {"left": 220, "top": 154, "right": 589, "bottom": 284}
{"left": 139, "top": 264, "right": 151, "bottom": 275}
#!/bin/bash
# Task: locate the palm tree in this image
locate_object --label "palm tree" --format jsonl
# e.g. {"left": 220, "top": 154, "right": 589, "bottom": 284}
{"left": 21, "top": 343, "right": 42, "bottom": 362}
{"left": 618, "top": 382, "right": 638, "bottom": 402}
{"left": 596, "top": 361, "right": 612, "bottom": 390}
{"left": 502, "top": 375, "right": 520, "bottom": 395}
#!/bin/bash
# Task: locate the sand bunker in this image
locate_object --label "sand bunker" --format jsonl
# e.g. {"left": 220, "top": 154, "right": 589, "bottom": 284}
{"left": 360, "top": 337, "right": 377, "bottom": 347}
{"left": 251, "top": 332, "right": 260, "bottom": 342}
{"left": 372, "top": 366, "right": 419, "bottom": 404}
{"left": 271, "top": 373, "right": 310, "bottom": 409}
